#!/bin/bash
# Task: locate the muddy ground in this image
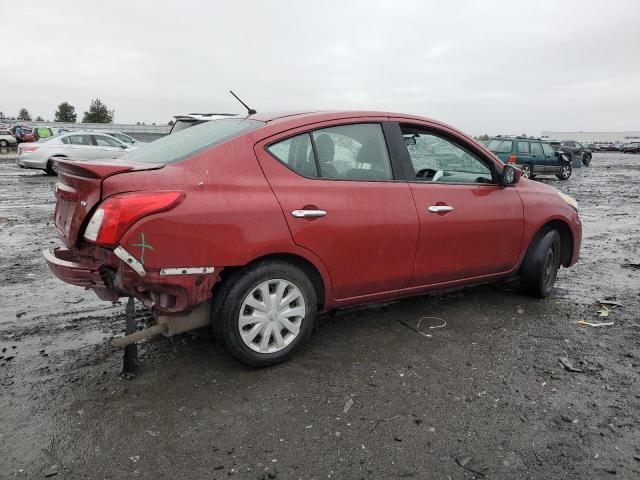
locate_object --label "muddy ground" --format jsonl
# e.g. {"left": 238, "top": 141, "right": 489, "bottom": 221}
{"left": 0, "top": 151, "right": 639, "bottom": 479}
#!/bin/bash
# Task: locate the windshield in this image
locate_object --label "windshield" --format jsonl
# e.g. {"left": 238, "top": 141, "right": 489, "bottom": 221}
{"left": 121, "top": 118, "right": 264, "bottom": 164}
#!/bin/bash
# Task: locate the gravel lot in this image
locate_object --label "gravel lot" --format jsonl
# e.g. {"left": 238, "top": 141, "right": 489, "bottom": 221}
{"left": 1, "top": 151, "right": 639, "bottom": 479}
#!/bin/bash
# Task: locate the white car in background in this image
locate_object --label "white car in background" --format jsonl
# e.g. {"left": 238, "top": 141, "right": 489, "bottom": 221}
{"left": 17, "top": 131, "right": 139, "bottom": 175}
{"left": 0, "top": 128, "right": 18, "bottom": 147}
{"left": 90, "top": 130, "right": 147, "bottom": 146}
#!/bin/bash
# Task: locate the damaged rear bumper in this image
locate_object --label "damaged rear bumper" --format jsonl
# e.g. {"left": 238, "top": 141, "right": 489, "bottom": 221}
{"left": 43, "top": 247, "right": 220, "bottom": 313}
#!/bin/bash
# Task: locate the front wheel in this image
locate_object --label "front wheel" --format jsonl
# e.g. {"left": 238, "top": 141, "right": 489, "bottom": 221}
{"left": 582, "top": 153, "right": 591, "bottom": 166}
{"left": 213, "top": 261, "right": 317, "bottom": 367}
{"left": 520, "top": 163, "right": 533, "bottom": 179}
{"left": 556, "top": 163, "right": 572, "bottom": 180}
{"left": 520, "top": 229, "right": 561, "bottom": 298}
{"left": 0, "top": 140, "right": 8, "bottom": 147}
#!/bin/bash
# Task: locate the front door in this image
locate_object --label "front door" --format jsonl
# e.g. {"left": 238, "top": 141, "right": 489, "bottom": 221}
{"left": 254, "top": 121, "right": 419, "bottom": 299}
{"left": 529, "top": 141, "right": 545, "bottom": 172}
{"left": 542, "top": 142, "right": 561, "bottom": 173}
{"left": 391, "top": 121, "right": 524, "bottom": 286}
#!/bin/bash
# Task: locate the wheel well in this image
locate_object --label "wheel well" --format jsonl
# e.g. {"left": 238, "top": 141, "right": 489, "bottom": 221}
{"left": 533, "top": 220, "right": 573, "bottom": 267}
{"left": 219, "top": 253, "right": 326, "bottom": 309}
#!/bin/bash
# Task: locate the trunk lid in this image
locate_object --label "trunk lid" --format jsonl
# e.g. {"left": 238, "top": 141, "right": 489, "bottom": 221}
{"left": 54, "top": 158, "right": 163, "bottom": 247}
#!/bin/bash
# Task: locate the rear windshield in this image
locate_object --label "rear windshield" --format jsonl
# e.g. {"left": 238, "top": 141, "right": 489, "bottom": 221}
{"left": 488, "top": 139, "right": 513, "bottom": 153}
{"left": 121, "top": 118, "right": 263, "bottom": 164}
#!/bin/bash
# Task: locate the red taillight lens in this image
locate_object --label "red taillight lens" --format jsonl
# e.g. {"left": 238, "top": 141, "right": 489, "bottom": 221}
{"left": 22, "top": 146, "right": 39, "bottom": 153}
{"left": 507, "top": 154, "right": 517, "bottom": 164}
{"left": 85, "top": 191, "right": 185, "bottom": 246}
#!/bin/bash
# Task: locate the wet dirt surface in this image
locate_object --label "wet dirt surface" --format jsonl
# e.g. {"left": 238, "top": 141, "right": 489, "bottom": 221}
{"left": 1, "top": 151, "right": 639, "bottom": 479}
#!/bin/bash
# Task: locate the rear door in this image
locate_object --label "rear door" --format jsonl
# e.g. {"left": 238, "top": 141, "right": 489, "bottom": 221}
{"left": 254, "top": 119, "right": 419, "bottom": 299}
{"left": 65, "top": 134, "right": 96, "bottom": 160}
{"left": 516, "top": 140, "right": 535, "bottom": 168}
{"left": 390, "top": 120, "right": 524, "bottom": 286}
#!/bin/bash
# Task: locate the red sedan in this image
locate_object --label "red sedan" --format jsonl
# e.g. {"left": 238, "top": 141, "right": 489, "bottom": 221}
{"left": 44, "top": 111, "right": 581, "bottom": 366}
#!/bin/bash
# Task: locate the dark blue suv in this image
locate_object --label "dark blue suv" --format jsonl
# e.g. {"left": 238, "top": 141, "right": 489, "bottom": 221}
{"left": 488, "top": 137, "right": 572, "bottom": 180}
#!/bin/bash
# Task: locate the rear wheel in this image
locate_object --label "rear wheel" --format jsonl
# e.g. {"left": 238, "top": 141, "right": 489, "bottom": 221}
{"left": 520, "top": 163, "right": 533, "bottom": 179}
{"left": 520, "top": 229, "right": 561, "bottom": 298}
{"left": 212, "top": 261, "right": 317, "bottom": 367}
{"left": 582, "top": 153, "right": 591, "bottom": 166}
{"left": 45, "top": 159, "right": 58, "bottom": 176}
{"left": 556, "top": 163, "right": 572, "bottom": 180}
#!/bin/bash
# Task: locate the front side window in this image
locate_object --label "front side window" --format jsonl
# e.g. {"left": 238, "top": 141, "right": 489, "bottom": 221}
{"left": 93, "top": 135, "right": 122, "bottom": 147}
{"left": 530, "top": 142, "right": 543, "bottom": 156}
{"left": 542, "top": 143, "right": 555, "bottom": 156}
{"left": 401, "top": 126, "right": 493, "bottom": 184}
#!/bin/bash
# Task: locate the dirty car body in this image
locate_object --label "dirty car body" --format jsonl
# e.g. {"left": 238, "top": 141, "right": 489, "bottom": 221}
{"left": 44, "top": 111, "right": 582, "bottom": 366}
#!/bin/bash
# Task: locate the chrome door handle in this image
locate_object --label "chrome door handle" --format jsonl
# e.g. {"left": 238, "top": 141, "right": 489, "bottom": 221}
{"left": 428, "top": 205, "right": 454, "bottom": 213}
{"left": 291, "top": 209, "right": 327, "bottom": 218}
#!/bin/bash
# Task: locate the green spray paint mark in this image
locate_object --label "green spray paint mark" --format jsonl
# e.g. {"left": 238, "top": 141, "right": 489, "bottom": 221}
{"left": 132, "top": 232, "right": 154, "bottom": 265}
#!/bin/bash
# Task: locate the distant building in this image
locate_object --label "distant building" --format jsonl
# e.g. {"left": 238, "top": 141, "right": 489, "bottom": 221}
{"left": 540, "top": 131, "right": 640, "bottom": 144}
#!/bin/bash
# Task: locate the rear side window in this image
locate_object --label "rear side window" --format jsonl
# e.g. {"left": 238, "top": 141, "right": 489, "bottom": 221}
{"left": 517, "top": 141, "right": 530, "bottom": 154}
{"left": 311, "top": 124, "right": 392, "bottom": 180}
{"left": 488, "top": 139, "right": 513, "bottom": 153}
{"left": 268, "top": 133, "right": 318, "bottom": 177}
{"left": 68, "top": 135, "right": 93, "bottom": 146}
{"left": 267, "top": 123, "right": 393, "bottom": 181}
{"left": 122, "top": 118, "right": 263, "bottom": 164}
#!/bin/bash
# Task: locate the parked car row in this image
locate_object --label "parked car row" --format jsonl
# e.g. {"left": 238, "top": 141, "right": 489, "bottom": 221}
{"left": 16, "top": 130, "right": 141, "bottom": 174}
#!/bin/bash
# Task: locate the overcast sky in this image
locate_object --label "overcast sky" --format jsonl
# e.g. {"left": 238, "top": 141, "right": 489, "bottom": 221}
{"left": 2, "top": 0, "right": 639, "bottom": 135}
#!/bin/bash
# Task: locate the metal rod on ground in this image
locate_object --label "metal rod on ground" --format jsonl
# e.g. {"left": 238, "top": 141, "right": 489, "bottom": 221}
{"left": 121, "top": 297, "right": 137, "bottom": 379}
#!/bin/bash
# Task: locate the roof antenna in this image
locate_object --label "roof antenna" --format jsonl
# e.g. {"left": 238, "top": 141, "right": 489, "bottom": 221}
{"left": 229, "top": 90, "right": 257, "bottom": 115}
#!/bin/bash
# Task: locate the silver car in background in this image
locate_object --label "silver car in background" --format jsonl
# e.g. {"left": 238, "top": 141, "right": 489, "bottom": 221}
{"left": 17, "top": 131, "right": 139, "bottom": 175}
{"left": 90, "top": 130, "right": 147, "bottom": 146}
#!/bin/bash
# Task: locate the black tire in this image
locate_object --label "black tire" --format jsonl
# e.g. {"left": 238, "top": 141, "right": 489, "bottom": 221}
{"left": 520, "top": 229, "right": 561, "bottom": 298}
{"left": 212, "top": 261, "right": 317, "bottom": 367}
{"left": 582, "top": 153, "right": 591, "bottom": 166}
{"left": 556, "top": 162, "right": 572, "bottom": 180}
{"left": 520, "top": 163, "right": 533, "bottom": 179}
{"left": 45, "top": 159, "right": 58, "bottom": 176}
{"left": 0, "top": 140, "right": 8, "bottom": 147}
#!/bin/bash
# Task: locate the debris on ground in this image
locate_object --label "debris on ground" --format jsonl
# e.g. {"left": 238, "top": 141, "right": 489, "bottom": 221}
{"left": 596, "top": 305, "right": 610, "bottom": 317}
{"left": 395, "top": 316, "right": 446, "bottom": 338}
{"left": 577, "top": 320, "right": 614, "bottom": 327}
{"left": 621, "top": 262, "right": 640, "bottom": 270}
{"left": 343, "top": 397, "right": 354, "bottom": 414}
{"left": 597, "top": 299, "right": 624, "bottom": 308}
{"left": 455, "top": 455, "right": 486, "bottom": 477}
{"left": 559, "top": 356, "right": 584, "bottom": 373}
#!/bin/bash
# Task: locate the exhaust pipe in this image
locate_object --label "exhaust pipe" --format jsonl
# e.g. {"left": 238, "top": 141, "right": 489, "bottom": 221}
{"left": 111, "top": 300, "right": 211, "bottom": 348}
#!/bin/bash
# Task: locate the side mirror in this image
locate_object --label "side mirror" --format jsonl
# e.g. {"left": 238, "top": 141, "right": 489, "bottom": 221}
{"left": 121, "top": 144, "right": 128, "bottom": 149}
{"left": 502, "top": 164, "right": 520, "bottom": 185}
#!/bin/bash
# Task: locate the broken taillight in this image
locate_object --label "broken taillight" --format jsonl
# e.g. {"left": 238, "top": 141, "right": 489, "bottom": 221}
{"left": 84, "top": 191, "right": 185, "bottom": 246}
{"left": 507, "top": 154, "right": 517, "bottom": 164}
